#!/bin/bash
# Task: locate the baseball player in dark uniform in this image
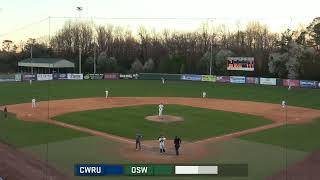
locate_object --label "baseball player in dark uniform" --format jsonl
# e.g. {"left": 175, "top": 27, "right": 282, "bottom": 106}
{"left": 3, "top": 106, "right": 7, "bottom": 119}
{"left": 135, "top": 132, "right": 142, "bottom": 150}
{"left": 174, "top": 136, "right": 182, "bottom": 156}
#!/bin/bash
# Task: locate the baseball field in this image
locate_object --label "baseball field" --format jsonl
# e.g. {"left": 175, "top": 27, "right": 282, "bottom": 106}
{"left": 1, "top": 79, "right": 320, "bottom": 180}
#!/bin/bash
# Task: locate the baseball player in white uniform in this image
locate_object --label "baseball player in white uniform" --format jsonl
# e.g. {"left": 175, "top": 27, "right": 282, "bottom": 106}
{"left": 161, "top": 77, "right": 165, "bottom": 84}
{"left": 202, "top": 91, "right": 207, "bottom": 98}
{"left": 159, "top": 103, "right": 164, "bottom": 117}
{"left": 158, "top": 135, "right": 166, "bottom": 153}
{"left": 32, "top": 97, "right": 36, "bottom": 108}
{"left": 281, "top": 100, "right": 286, "bottom": 108}
{"left": 288, "top": 80, "right": 292, "bottom": 90}
{"left": 105, "top": 90, "right": 109, "bottom": 98}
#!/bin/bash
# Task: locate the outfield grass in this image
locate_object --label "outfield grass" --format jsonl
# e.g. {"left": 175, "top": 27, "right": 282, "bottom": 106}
{"left": 0, "top": 112, "right": 88, "bottom": 147}
{"left": 240, "top": 117, "right": 320, "bottom": 152}
{"left": 0, "top": 80, "right": 320, "bottom": 108}
{"left": 54, "top": 105, "right": 272, "bottom": 141}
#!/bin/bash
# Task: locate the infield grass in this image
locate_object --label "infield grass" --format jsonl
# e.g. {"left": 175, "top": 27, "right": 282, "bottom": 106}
{"left": 0, "top": 80, "right": 320, "bottom": 109}
{"left": 54, "top": 105, "right": 272, "bottom": 141}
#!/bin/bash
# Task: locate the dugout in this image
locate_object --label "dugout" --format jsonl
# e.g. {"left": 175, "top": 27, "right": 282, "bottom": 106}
{"left": 18, "top": 58, "right": 75, "bottom": 73}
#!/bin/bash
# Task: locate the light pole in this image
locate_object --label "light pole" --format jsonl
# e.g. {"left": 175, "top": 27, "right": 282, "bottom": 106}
{"left": 30, "top": 38, "right": 36, "bottom": 74}
{"left": 77, "top": 6, "right": 83, "bottom": 74}
{"left": 93, "top": 39, "right": 97, "bottom": 74}
{"left": 30, "top": 45, "right": 33, "bottom": 74}
{"left": 209, "top": 19, "right": 214, "bottom": 75}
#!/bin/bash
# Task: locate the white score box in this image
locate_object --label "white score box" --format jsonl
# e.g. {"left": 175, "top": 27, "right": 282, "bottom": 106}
{"left": 175, "top": 166, "right": 218, "bottom": 175}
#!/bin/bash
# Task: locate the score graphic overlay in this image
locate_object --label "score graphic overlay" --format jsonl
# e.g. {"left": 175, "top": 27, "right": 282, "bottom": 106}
{"left": 75, "top": 164, "right": 248, "bottom": 176}
{"left": 227, "top": 57, "right": 254, "bottom": 71}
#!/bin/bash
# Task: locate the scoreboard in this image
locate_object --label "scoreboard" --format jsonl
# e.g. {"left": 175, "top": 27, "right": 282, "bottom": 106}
{"left": 75, "top": 164, "right": 248, "bottom": 176}
{"left": 227, "top": 57, "right": 254, "bottom": 71}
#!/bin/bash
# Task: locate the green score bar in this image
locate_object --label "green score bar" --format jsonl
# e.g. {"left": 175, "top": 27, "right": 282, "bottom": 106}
{"left": 75, "top": 164, "right": 248, "bottom": 176}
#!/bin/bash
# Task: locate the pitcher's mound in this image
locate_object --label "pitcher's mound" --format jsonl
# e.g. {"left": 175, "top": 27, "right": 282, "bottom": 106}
{"left": 145, "top": 115, "right": 184, "bottom": 123}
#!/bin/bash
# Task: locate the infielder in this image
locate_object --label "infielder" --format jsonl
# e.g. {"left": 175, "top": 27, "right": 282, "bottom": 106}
{"left": 202, "top": 91, "right": 207, "bottom": 98}
{"left": 159, "top": 135, "right": 166, "bottom": 153}
{"left": 105, "top": 89, "right": 109, "bottom": 98}
{"left": 281, "top": 100, "right": 286, "bottom": 108}
{"left": 32, "top": 97, "right": 36, "bottom": 108}
{"left": 158, "top": 103, "right": 164, "bottom": 117}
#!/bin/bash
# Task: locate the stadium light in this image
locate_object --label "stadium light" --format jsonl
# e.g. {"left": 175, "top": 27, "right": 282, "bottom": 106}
{"left": 76, "top": 6, "right": 83, "bottom": 74}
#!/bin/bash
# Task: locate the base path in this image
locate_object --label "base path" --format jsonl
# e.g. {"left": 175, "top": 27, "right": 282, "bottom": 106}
{"left": 3, "top": 97, "right": 320, "bottom": 163}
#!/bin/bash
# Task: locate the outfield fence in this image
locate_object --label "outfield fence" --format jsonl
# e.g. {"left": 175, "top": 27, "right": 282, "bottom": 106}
{"left": 1, "top": 73, "right": 319, "bottom": 89}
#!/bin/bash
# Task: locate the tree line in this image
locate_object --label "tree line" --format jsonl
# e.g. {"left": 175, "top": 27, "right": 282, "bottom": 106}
{"left": 1, "top": 17, "right": 320, "bottom": 80}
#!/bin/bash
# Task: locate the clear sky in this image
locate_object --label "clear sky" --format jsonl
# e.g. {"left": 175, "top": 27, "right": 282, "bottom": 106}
{"left": 0, "top": 0, "right": 319, "bottom": 43}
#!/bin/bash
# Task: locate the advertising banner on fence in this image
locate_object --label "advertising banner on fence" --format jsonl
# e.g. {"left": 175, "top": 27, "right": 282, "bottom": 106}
{"left": 119, "top": 74, "right": 139, "bottom": 79}
{"left": 300, "top": 80, "right": 318, "bottom": 88}
{"left": 181, "top": 74, "right": 202, "bottom": 81}
{"left": 84, "top": 74, "right": 104, "bottom": 80}
{"left": 53, "top": 73, "right": 68, "bottom": 80}
{"left": 246, "top": 77, "right": 259, "bottom": 84}
{"left": 139, "top": 73, "right": 181, "bottom": 80}
{"left": 104, "top": 73, "right": 119, "bottom": 80}
{"left": 216, "top": 76, "right": 230, "bottom": 83}
{"left": 230, "top": 76, "right": 246, "bottom": 84}
{"left": 15, "top": 74, "right": 22, "bottom": 81}
{"left": 0, "top": 74, "right": 16, "bottom": 82}
{"left": 67, "top": 73, "right": 83, "bottom": 80}
{"left": 22, "top": 74, "right": 36, "bottom": 81}
{"left": 276, "top": 79, "right": 283, "bottom": 86}
{"left": 260, "top": 78, "right": 276, "bottom": 85}
{"left": 37, "top": 74, "right": 53, "bottom": 81}
{"left": 201, "top": 75, "right": 216, "bottom": 82}
{"left": 283, "top": 79, "right": 300, "bottom": 87}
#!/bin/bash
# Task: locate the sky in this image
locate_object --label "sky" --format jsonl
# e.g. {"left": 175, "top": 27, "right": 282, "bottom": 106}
{"left": 0, "top": 0, "right": 319, "bottom": 43}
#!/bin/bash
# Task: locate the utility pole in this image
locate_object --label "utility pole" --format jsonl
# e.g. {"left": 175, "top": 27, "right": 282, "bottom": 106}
{"left": 76, "top": 6, "right": 83, "bottom": 74}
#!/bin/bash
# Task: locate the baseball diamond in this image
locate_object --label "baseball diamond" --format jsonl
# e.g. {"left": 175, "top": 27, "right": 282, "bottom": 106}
{"left": 1, "top": 79, "right": 320, "bottom": 180}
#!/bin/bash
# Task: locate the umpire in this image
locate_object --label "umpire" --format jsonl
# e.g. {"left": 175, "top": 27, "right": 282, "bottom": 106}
{"left": 135, "top": 132, "right": 142, "bottom": 150}
{"left": 174, "top": 136, "right": 182, "bottom": 156}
